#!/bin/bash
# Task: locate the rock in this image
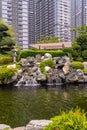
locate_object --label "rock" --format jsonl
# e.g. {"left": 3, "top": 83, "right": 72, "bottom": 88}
{"left": 83, "top": 62, "right": 87, "bottom": 69}
{"left": 59, "top": 72, "right": 65, "bottom": 79}
{"left": 57, "top": 63, "right": 64, "bottom": 69}
{"left": 20, "top": 58, "right": 27, "bottom": 66}
{"left": 45, "top": 66, "right": 51, "bottom": 72}
{"left": 76, "top": 69, "right": 84, "bottom": 76}
{"left": 17, "top": 69, "right": 23, "bottom": 74}
{"left": 63, "top": 56, "right": 70, "bottom": 63}
{"left": 37, "top": 73, "right": 46, "bottom": 81}
{"left": 0, "top": 124, "right": 11, "bottom": 130}
{"left": 58, "top": 58, "right": 64, "bottom": 64}
{"left": 76, "top": 69, "right": 84, "bottom": 82}
{"left": 7, "top": 64, "right": 16, "bottom": 69}
{"left": 32, "top": 67, "right": 38, "bottom": 73}
{"left": 63, "top": 65, "right": 70, "bottom": 74}
{"left": 27, "top": 57, "right": 35, "bottom": 64}
{"left": 41, "top": 56, "right": 45, "bottom": 60}
{"left": 84, "top": 75, "right": 87, "bottom": 82}
{"left": 26, "top": 120, "right": 52, "bottom": 130}
{"left": 35, "top": 54, "right": 41, "bottom": 62}
{"left": 66, "top": 71, "right": 78, "bottom": 82}
{"left": 14, "top": 127, "right": 25, "bottom": 130}
{"left": 11, "top": 72, "right": 18, "bottom": 81}
{"left": 44, "top": 53, "right": 52, "bottom": 59}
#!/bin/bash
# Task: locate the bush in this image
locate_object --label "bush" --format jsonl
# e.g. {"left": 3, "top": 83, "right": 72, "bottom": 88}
{"left": 62, "top": 47, "right": 73, "bottom": 53}
{"left": 0, "top": 55, "right": 12, "bottom": 65}
{"left": 39, "top": 60, "right": 55, "bottom": 76}
{"left": 0, "top": 67, "right": 17, "bottom": 84}
{"left": 82, "top": 50, "right": 87, "bottom": 60}
{"left": 71, "top": 61, "right": 84, "bottom": 69}
{"left": 44, "top": 108, "right": 87, "bottom": 130}
{"left": 19, "top": 50, "right": 66, "bottom": 58}
{"left": 75, "top": 57, "right": 83, "bottom": 62}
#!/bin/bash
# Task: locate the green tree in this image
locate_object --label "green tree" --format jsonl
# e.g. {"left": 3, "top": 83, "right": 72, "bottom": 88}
{"left": 72, "top": 25, "right": 87, "bottom": 51}
{"left": 71, "top": 25, "right": 87, "bottom": 61}
{"left": 0, "top": 19, "right": 15, "bottom": 53}
{"left": 75, "top": 33, "right": 87, "bottom": 51}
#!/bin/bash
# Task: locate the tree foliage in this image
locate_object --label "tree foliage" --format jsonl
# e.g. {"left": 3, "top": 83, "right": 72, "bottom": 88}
{"left": 0, "top": 19, "right": 15, "bottom": 53}
{"left": 70, "top": 25, "right": 87, "bottom": 61}
{"left": 38, "top": 34, "right": 59, "bottom": 44}
{"left": 72, "top": 25, "right": 87, "bottom": 51}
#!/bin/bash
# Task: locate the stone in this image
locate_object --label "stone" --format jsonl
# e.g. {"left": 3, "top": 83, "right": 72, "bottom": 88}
{"left": 44, "top": 53, "right": 52, "bottom": 59}
{"left": 11, "top": 72, "right": 18, "bottom": 81}
{"left": 58, "top": 58, "right": 64, "bottom": 64}
{"left": 84, "top": 75, "right": 87, "bottom": 82}
{"left": 32, "top": 67, "right": 38, "bottom": 73}
{"left": 37, "top": 73, "right": 46, "bottom": 81}
{"left": 14, "top": 127, "right": 25, "bottom": 130}
{"left": 7, "top": 64, "right": 16, "bottom": 69}
{"left": 59, "top": 72, "right": 65, "bottom": 79}
{"left": 83, "top": 62, "right": 87, "bottom": 69}
{"left": 27, "top": 57, "right": 35, "bottom": 64}
{"left": 20, "top": 58, "right": 27, "bottom": 65}
{"left": 41, "top": 56, "right": 45, "bottom": 60}
{"left": 66, "top": 70, "right": 79, "bottom": 83}
{"left": 63, "top": 65, "right": 70, "bottom": 74}
{"left": 45, "top": 66, "right": 51, "bottom": 72}
{"left": 0, "top": 124, "right": 11, "bottom": 130}
{"left": 63, "top": 56, "right": 70, "bottom": 63}
{"left": 35, "top": 54, "right": 41, "bottom": 62}
{"left": 26, "top": 120, "right": 52, "bottom": 130}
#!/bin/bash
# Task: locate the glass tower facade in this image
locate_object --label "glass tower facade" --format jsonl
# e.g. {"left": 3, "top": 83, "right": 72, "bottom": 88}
{"left": 0, "top": 0, "right": 36, "bottom": 49}
{"left": 36, "top": 0, "right": 71, "bottom": 43}
{"left": 71, "top": 0, "right": 87, "bottom": 40}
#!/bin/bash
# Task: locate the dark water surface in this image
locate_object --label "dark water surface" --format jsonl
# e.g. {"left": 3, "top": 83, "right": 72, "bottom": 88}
{"left": 0, "top": 84, "right": 87, "bottom": 128}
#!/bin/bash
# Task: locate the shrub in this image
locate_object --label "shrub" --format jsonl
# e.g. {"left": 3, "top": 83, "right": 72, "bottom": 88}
{"left": 44, "top": 108, "right": 87, "bottom": 130}
{"left": 0, "top": 67, "right": 17, "bottom": 84}
{"left": 39, "top": 60, "right": 55, "bottom": 76}
{"left": 0, "top": 55, "right": 12, "bottom": 65}
{"left": 19, "top": 50, "right": 66, "bottom": 58}
{"left": 82, "top": 50, "right": 87, "bottom": 60}
{"left": 71, "top": 61, "right": 84, "bottom": 69}
{"left": 75, "top": 57, "right": 83, "bottom": 62}
{"left": 62, "top": 47, "right": 73, "bottom": 53}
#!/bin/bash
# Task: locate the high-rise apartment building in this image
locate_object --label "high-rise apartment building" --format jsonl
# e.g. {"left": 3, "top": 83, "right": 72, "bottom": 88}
{"left": 36, "top": 0, "right": 71, "bottom": 43}
{"left": 0, "top": 0, "right": 36, "bottom": 49}
{"left": 71, "top": 0, "right": 87, "bottom": 40}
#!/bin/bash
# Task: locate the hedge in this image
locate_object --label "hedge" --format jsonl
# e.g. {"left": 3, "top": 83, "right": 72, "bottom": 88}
{"left": 19, "top": 50, "right": 67, "bottom": 58}
{"left": 71, "top": 61, "right": 84, "bottom": 69}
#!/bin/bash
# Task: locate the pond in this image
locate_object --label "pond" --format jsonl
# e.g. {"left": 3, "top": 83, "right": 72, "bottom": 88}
{"left": 0, "top": 84, "right": 87, "bottom": 128}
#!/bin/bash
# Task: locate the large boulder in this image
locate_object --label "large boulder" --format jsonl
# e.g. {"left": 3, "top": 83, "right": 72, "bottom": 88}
{"left": 26, "top": 120, "right": 52, "bottom": 130}
{"left": 83, "top": 62, "right": 87, "bottom": 69}
{"left": 63, "top": 65, "right": 70, "bottom": 74}
{"left": 14, "top": 127, "right": 25, "bottom": 130}
{"left": 7, "top": 64, "right": 16, "bottom": 69}
{"left": 44, "top": 53, "right": 52, "bottom": 60}
{"left": 0, "top": 124, "right": 12, "bottom": 130}
{"left": 45, "top": 66, "right": 51, "bottom": 72}
{"left": 84, "top": 75, "right": 87, "bottom": 82}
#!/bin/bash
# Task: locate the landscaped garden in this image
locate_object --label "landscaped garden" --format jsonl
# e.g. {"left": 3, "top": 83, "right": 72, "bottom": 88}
{"left": 0, "top": 20, "right": 87, "bottom": 129}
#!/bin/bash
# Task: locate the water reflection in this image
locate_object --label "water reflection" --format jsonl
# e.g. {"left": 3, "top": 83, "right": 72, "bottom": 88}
{"left": 0, "top": 84, "right": 87, "bottom": 128}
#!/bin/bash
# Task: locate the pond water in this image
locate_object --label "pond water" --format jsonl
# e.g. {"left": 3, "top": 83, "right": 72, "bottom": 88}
{"left": 0, "top": 84, "right": 87, "bottom": 128}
